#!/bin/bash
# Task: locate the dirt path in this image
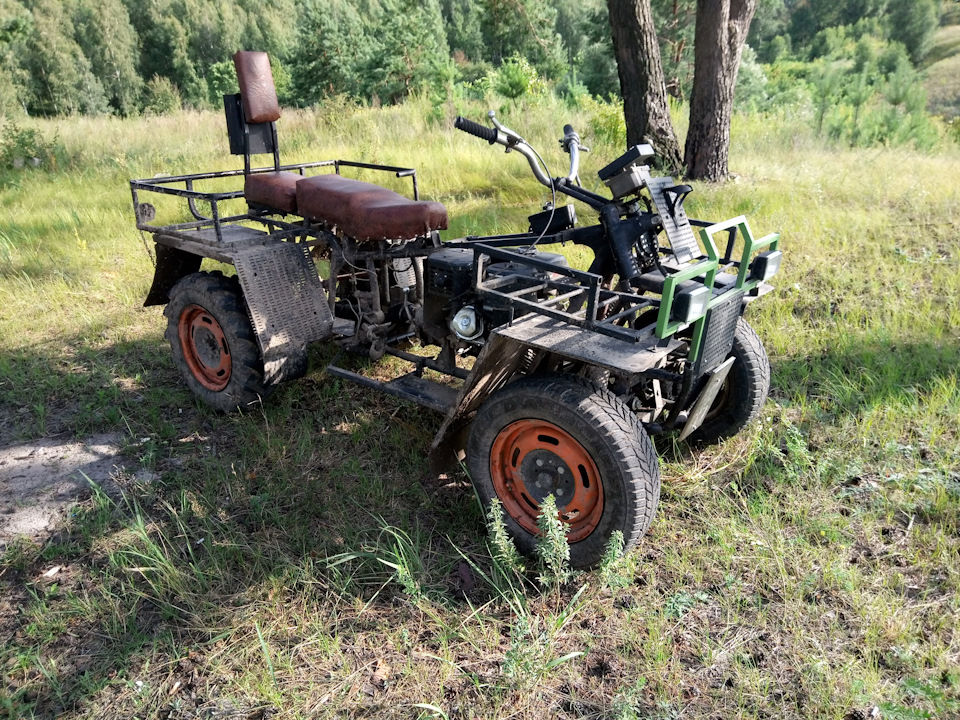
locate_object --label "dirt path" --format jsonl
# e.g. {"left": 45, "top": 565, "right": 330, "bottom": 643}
{"left": 0, "top": 433, "right": 129, "bottom": 551}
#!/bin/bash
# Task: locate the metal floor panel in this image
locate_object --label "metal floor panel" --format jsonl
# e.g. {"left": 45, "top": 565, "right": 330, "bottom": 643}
{"left": 186, "top": 225, "right": 270, "bottom": 246}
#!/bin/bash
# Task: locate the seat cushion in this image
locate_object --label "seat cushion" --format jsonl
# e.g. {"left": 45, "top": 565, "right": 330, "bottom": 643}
{"left": 244, "top": 171, "right": 301, "bottom": 213}
{"left": 296, "top": 174, "right": 448, "bottom": 241}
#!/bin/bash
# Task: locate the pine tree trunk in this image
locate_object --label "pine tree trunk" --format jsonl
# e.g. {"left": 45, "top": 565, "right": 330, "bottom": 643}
{"left": 607, "top": 0, "right": 683, "bottom": 174}
{"left": 684, "top": 0, "right": 756, "bottom": 181}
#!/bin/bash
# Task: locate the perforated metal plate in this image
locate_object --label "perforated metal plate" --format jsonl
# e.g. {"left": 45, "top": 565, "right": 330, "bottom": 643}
{"left": 695, "top": 289, "right": 743, "bottom": 376}
{"left": 645, "top": 175, "right": 700, "bottom": 264}
{"left": 233, "top": 241, "right": 334, "bottom": 385}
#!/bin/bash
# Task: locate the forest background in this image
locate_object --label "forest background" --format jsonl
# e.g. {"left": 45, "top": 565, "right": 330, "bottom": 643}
{"left": 1, "top": 0, "right": 958, "bottom": 152}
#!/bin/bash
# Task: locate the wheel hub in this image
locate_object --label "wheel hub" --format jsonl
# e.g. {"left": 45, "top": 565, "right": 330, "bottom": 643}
{"left": 178, "top": 304, "right": 232, "bottom": 391}
{"left": 490, "top": 419, "right": 604, "bottom": 542}
{"left": 520, "top": 449, "right": 575, "bottom": 504}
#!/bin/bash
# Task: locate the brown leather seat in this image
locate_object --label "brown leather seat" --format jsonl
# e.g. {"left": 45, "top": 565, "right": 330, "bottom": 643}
{"left": 244, "top": 171, "right": 301, "bottom": 213}
{"left": 296, "top": 174, "right": 448, "bottom": 241}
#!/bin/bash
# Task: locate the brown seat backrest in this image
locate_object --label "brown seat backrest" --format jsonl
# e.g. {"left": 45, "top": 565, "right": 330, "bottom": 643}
{"left": 225, "top": 51, "right": 283, "bottom": 175}
{"left": 233, "top": 51, "right": 281, "bottom": 124}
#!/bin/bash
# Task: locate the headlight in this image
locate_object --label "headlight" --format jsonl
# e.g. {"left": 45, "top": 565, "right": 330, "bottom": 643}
{"left": 671, "top": 285, "right": 711, "bottom": 324}
{"left": 450, "top": 305, "right": 484, "bottom": 341}
{"left": 749, "top": 250, "right": 782, "bottom": 283}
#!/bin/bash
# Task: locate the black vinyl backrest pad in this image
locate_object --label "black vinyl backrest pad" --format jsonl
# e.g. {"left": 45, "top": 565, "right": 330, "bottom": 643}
{"left": 224, "top": 93, "right": 276, "bottom": 156}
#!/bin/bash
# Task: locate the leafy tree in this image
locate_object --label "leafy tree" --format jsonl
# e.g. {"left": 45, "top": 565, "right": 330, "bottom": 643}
{"left": 554, "top": 0, "right": 604, "bottom": 60}
{"left": 72, "top": 0, "right": 143, "bottom": 115}
{"left": 18, "top": 0, "right": 110, "bottom": 115}
{"left": 787, "top": 0, "right": 887, "bottom": 48}
{"left": 207, "top": 60, "right": 238, "bottom": 106}
{"left": 651, "top": 0, "right": 696, "bottom": 100}
{"left": 493, "top": 53, "right": 544, "bottom": 98}
{"left": 363, "top": 0, "right": 452, "bottom": 103}
{"left": 441, "top": 0, "right": 485, "bottom": 61}
{"left": 289, "top": 0, "right": 373, "bottom": 104}
{"left": 479, "top": 0, "right": 566, "bottom": 78}
{"left": 124, "top": 0, "right": 207, "bottom": 107}
{"left": 574, "top": 2, "right": 619, "bottom": 98}
{"left": 734, "top": 44, "right": 769, "bottom": 110}
{"left": 143, "top": 74, "right": 182, "bottom": 115}
{"left": 887, "top": 0, "right": 938, "bottom": 64}
{"left": 0, "top": 0, "right": 31, "bottom": 114}
{"left": 236, "top": 0, "right": 298, "bottom": 58}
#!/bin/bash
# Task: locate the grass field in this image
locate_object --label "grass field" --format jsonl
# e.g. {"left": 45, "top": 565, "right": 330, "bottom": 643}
{"left": 1, "top": 96, "right": 959, "bottom": 719}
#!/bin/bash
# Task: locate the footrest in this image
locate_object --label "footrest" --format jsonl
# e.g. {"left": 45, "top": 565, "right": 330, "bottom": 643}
{"left": 233, "top": 241, "right": 334, "bottom": 384}
{"left": 326, "top": 365, "right": 459, "bottom": 413}
{"left": 646, "top": 175, "right": 700, "bottom": 264}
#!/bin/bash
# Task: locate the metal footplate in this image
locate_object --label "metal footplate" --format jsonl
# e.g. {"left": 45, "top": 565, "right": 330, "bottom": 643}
{"left": 233, "top": 241, "right": 334, "bottom": 385}
{"left": 644, "top": 174, "right": 700, "bottom": 264}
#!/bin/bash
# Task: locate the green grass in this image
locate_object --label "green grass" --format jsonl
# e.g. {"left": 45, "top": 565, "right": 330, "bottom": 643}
{"left": 1, "top": 95, "right": 959, "bottom": 719}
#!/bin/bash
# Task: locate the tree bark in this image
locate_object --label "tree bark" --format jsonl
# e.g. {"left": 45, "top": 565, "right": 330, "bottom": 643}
{"left": 684, "top": 0, "right": 756, "bottom": 181}
{"left": 607, "top": 0, "right": 683, "bottom": 174}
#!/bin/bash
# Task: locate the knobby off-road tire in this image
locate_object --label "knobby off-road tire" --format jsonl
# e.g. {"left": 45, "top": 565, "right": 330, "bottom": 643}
{"left": 687, "top": 317, "right": 770, "bottom": 445}
{"left": 467, "top": 374, "right": 661, "bottom": 569}
{"left": 164, "top": 271, "right": 271, "bottom": 412}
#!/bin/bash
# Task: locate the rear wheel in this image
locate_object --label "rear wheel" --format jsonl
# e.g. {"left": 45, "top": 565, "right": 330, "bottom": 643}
{"left": 164, "top": 271, "right": 271, "bottom": 412}
{"left": 467, "top": 374, "right": 660, "bottom": 568}
{"left": 686, "top": 318, "right": 769, "bottom": 444}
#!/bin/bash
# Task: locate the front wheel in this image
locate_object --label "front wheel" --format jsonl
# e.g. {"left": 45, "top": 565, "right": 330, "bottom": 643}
{"left": 686, "top": 318, "right": 770, "bottom": 445}
{"left": 164, "top": 271, "right": 272, "bottom": 412}
{"left": 466, "top": 374, "right": 660, "bottom": 568}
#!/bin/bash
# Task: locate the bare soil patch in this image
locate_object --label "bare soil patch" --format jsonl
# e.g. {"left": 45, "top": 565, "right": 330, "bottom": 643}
{"left": 0, "top": 433, "right": 129, "bottom": 551}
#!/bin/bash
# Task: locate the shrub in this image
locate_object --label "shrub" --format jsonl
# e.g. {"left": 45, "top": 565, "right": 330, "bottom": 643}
{"left": 0, "top": 122, "right": 61, "bottom": 173}
{"left": 578, "top": 94, "right": 626, "bottom": 147}
{"left": 143, "top": 75, "right": 181, "bottom": 115}
{"left": 494, "top": 55, "right": 547, "bottom": 100}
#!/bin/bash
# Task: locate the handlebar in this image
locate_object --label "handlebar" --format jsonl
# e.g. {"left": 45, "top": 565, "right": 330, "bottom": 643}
{"left": 455, "top": 112, "right": 586, "bottom": 190}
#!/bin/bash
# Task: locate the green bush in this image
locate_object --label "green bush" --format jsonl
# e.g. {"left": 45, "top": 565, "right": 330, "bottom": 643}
{"left": 578, "top": 94, "right": 626, "bottom": 147}
{"left": 143, "top": 75, "right": 182, "bottom": 115}
{"left": 494, "top": 54, "right": 546, "bottom": 100}
{"left": 0, "top": 122, "right": 61, "bottom": 173}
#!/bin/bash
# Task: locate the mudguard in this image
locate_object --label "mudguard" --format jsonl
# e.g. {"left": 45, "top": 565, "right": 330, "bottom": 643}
{"left": 144, "top": 243, "right": 202, "bottom": 306}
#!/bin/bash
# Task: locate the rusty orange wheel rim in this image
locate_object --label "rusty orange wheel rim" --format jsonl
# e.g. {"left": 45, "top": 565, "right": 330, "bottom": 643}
{"left": 178, "top": 304, "right": 231, "bottom": 391}
{"left": 490, "top": 419, "right": 604, "bottom": 542}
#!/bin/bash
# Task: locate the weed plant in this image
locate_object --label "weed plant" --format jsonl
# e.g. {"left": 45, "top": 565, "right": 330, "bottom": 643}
{"left": 535, "top": 494, "right": 574, "bottom": 589}
{"left": 0, "top": 97, "right": 958, "bottom": 718}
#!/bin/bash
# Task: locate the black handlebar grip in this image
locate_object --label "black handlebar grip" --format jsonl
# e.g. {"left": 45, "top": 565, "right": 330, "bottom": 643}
{"left": 561, "top": 123, "right": 581, "bottom": 151}
{"left": 455, "top": 116, "right": 498, "bottom": 144}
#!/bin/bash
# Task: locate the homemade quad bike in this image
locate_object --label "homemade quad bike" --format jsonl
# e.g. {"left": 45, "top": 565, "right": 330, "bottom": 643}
{"left": 130, "top": 51, "right": 781, "bottom": 567}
